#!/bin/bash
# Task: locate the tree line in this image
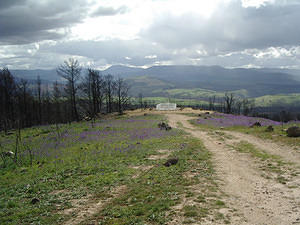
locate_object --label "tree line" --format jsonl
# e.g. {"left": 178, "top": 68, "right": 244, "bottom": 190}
{"left": 0, "top": 58, "right": 130, "bottom": 133}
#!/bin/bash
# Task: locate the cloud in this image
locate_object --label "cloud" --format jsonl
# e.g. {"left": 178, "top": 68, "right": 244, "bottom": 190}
{"left": 1, "top": 0, "right": 300, "bottom": 69}
{"left": 90, "top": 5, "right": 128, "bottom": 17}
{"left": 0, "top": 0, "right": 92, "bottom": 45}
{"left": 142, "top": 0, "right": 300, "bottom": 53}
{"left": 0, "top": 0, "right": 24, "bottom": 9}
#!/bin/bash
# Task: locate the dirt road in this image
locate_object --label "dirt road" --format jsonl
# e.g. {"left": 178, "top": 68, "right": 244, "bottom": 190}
{"left": 166, "top": 113, "right": 300, "bottom": 225}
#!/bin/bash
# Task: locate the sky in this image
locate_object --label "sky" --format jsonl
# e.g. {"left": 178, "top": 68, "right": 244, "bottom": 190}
{"left": 0, "top": 0, "right": 300, "bottom": 70}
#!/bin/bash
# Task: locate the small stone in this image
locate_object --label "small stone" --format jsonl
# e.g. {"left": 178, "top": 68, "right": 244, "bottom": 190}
{"left": 286, "top": 126, "right": 300, "bottom": 137}
{"left": 163, "top": 158, "right": 178, "bottom": 167}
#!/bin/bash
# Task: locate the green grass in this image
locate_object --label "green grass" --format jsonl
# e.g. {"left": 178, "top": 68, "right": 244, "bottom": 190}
{"left": 227, "top": 124, "right": 300, "bottom": 148}
{"left": 165, "top": 88, "right": 249, "bottom": 99}
{"left": 0, "top": 114, "right": 227, "bottom": 224}
{"left": 86, "top": 136, "right": 228, "bottom": 224}
{"left": 254, "top": 93, "right": 300, "bottom": 107}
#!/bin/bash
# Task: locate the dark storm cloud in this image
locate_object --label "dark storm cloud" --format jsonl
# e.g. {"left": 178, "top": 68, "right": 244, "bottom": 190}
{"left": 0, "top": 0, "right": 92, "bottom": 45}
{"left": 142, "top": 1, "right": 300, "bottom": 53}
{"left": 90, "top": 5, "right": 128, "bottom": 17}
{"left": 0, "top": 0, "right": 23, "bottom": 9}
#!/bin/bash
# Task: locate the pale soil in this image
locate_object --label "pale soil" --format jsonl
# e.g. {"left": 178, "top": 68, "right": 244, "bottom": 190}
{"left": 147, "top": 149, "right": 172, "bottom": 160}
{"left": 63, "top": 185, "right": 127, "bottom": 225}
{"left": 166, "top": 113, "right": 300, "bottom": 225}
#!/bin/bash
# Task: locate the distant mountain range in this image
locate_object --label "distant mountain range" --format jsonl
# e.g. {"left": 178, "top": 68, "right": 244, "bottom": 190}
{"left": 10, "top": 65, "right": 300, "bottom": 98}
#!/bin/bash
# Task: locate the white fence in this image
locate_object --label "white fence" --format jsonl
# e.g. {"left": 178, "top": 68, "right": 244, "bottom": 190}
{"left": 156, "top": 103, "right": 177, "bottom": 111}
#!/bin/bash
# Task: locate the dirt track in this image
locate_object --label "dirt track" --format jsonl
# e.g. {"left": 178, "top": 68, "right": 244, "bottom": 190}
{"left": 166, "top": 113, "right": 300, "bottom": 225}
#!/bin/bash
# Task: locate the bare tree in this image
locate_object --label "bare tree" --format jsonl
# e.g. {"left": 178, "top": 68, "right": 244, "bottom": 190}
{"left": 224, "top": 92, "right": 235, "bottom": 114}
{"left": 57, "top": 58, "right": 81, "bottom": 121}
{"left": 104, "top": 74, "right": 115, "bottom": 113}
{"left": 0, "top": 68, "right": 17, "bottom": 133}
{"left": 36, "top": 75, "right": 42, "bottom": 124}
{"left": 138, "top": 93, "right": 143, "bottom": 109}
{"left": 208, "top": 95, "right": 216, "bottom": 110}
{"left": 242, "top": 98, "right": 255, "bottom": 116}
{"left": 18, "top": 79, "right": 29, "bottom": 127}
{"left": 80, "top": 69, "right": 104, "bottom": 118}
{"left": 235, "top": 98, "right": 243, "bottom": 115}
{"left": 115, "top": 77, "right": 130, "bottom": 114}
{"left": 53, "top": 81, "right": 61, "bottom": 123}
{"left": 95, "top": 72, "right": 105, "bottom": 113}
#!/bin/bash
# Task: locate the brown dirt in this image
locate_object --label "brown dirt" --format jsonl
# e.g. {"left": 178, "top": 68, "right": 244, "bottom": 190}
{"left": 63, "top": 185, "right": 127, "bottom": 225}
{"left": 166, "top": 113, "right": 300, "bottom": 225}
{"left": 147, "top": 149, "right": 172, "bottom": 160}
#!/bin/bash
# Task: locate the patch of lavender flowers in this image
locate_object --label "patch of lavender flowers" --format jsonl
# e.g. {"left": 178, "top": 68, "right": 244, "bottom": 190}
{"left": 196, "top": 113, "right": 284, "bottom": 127}
{"left": 30, "top": 117, "right": 179, "bottom": 160}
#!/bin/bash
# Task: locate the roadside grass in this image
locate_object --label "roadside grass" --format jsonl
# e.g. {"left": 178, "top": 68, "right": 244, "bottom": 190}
{"left": 86, "top": 136, "right": 229, "bottom": 225}
{"left": 189, "top": 113, "right": 300, "bottom": 148}
{"left": 0, "top": 114, "right": 227, "bottom": 224}
{"left": 231, "top": 141, "right": 295, "bottom": 184}
{"left": 95, "top": 135, "right": 229, "bottom": 224}
{"left": 227, "top": 125, "right": 300, "bottom": 148}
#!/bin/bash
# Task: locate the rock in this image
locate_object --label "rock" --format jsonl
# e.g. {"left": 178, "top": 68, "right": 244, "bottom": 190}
{"left": 286, "top": 126, "right": 300, "bottom": 137}
{"left": 158, "top": 122, "right": 172, "bottom": 131}
{"left": 265, "top": 125, "right": 274, "bottom": 132}
{"left": 163, "top": 158, "right": 178, "bottom": 167}
{"left": 165, "top": 125, "right": 172, "bottom": 131}
{"left": 31, "top": 198, "right": 40, "bottom": 204}
{"left": 158, "top": 122, "right": 166, "bottom": 129}
{"left": 250, "top": 122, "right": 261, "bottom": 128}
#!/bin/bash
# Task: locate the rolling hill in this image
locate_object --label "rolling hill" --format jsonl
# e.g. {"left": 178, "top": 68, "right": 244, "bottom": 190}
{"left": 10, "top": 65, "right": 300, "bottom": 101}
{"left": 102, "top": 65, "right": 300, "bottom": 97}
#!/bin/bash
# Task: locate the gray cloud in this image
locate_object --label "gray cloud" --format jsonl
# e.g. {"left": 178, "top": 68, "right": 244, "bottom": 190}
{"left": 0, "top": 0, "right": 24, "bottom": 9}
{"left": 90, "top": 5, "right": 128, "bottom": 17}
{"left": 142, "top": 1, "right": 300, "bottom": 53}
{"left": 1, "top": 0, "right": 300, "bottom": 69}
{"left": 0, "top": 0, "right": 92, "bottom": 45}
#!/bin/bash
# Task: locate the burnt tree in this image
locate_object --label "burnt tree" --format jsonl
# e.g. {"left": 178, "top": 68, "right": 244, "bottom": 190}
{"left": 57, "top": 58, "right": 81, "bottom": 121}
